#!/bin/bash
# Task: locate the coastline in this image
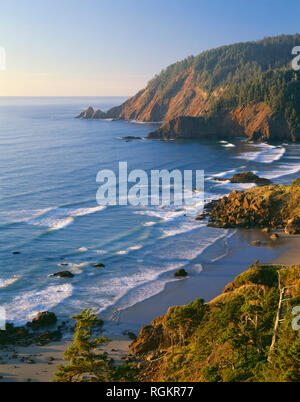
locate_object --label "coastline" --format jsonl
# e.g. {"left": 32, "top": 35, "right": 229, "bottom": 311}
{"left": 116, "top": 228, "right": 294, "bottom": 327}
{"left": 1, "top": 228, "right": 299, "bottom": 382}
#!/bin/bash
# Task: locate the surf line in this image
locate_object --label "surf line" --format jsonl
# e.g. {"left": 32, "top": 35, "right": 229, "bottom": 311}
{"left": 96, "top": 161, "right": 204, "bottom": 208}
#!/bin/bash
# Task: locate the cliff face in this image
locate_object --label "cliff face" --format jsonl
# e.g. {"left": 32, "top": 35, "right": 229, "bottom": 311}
{"left": 77, "top": 34, "right": 300, "bottom": 142}
{"left": 77, "top": 68, "right": 209, "bottom": 122}
{"left": 147, "top": 103, "right": 299, "bottom": 142}
{"left": 107, "top": 69, "right": 209, "bottom": 122}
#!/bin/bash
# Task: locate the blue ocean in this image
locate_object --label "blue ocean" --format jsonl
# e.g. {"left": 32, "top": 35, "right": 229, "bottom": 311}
{"left": 0, "top": 96, "right": 299, "bottom": 325}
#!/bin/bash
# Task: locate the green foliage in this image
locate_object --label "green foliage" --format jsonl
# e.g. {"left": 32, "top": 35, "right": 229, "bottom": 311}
{"left": 158, "top": 264, "right": 299, "bottom": 382}
{"left": 232, "top": 264, "right": 280, "bottom": 289}
{"left": 53, "top": 308, "right": 138, "bottom": 382}
{"left": 53, "top": 308, "right": 110, "bottom": 382}
{"left": 166, "top": 298, "right": 207, "bottom": 342}
{"left": 263, "top": 312, "right": 300, "bottom": 382}
{"left": 145, "top": 34, "right": 300, "bottom": 129}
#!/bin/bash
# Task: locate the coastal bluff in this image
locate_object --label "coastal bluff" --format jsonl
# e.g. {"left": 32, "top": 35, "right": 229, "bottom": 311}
{"left": 76, "top": 35, "right": 300, "bottom": 142}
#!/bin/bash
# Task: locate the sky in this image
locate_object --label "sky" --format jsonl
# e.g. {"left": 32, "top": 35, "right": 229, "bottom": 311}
{"left": 0, "top": 0, "right": 299, "bottom": 96}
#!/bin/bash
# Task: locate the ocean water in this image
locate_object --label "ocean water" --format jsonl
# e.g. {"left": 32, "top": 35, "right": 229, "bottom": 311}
{"left": 0, "top": 96, "right": 300, "bottom": 325}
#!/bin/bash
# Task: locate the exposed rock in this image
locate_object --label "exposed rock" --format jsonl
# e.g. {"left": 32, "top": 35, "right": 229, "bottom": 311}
{"left": 147, "top": 115, "right": 242, "bottom": 140}
{"left": 146, "top": 105, "right": 297, "bottom": 142}
{"left": 52, "top": 270, "right": 74, "bottom": 278}
{"left": 174, "top": 269, "right": 188, "bottom": 278}
{"left": 214, "top": 172, "right": 271, "bottom": 186}
{"left": 76, "top": 106, "right": 107, "bottom": 119}
{"left": 29, "top": 312, "right": 57, "bottom": 328}
{"left": 195, "top": 213, "right": 208, "bottom": 221}
{"left": 285, "top": 217, "right": 300, "bottom": 235}
{"left": 92, "top": 109, "right": 106, "bottom": 119}
{"left": 122, "top": 331, "right": 137, "bottom": 340}
{"left": 76, "top": 106, "right": 94, "bottom": 119}
{"left": 121, "top": 136, "right": 142, "bottom": 140}
{"left": 250, "top": 240, "right": 261, "bottom": 247}
{"left": 270, "top": 233, "right": 279, "bottom": 240}
{"left": 130, "top": 307, "right": 176, "bottom": 355}
{"left": 206, "top": 179, "right": 300, "bottom": 230}
{"left": 93, "top": 263, "right": 105, "bottom": 268}
{"left": 262, "top": 228, "right": 271, "bottom": 233}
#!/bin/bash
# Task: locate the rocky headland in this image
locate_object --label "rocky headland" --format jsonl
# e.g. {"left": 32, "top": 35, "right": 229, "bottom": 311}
{"left": 76, "top": 35, "right": 300, "bottom": 143}
{"left": 204, "top": 178, "right": 300, "bottom": 231}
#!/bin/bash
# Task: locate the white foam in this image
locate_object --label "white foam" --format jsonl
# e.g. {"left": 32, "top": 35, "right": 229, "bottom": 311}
{"left": 259, "top": 162, "right": 300, "bottom": 180}
{"left": 235, "top": 144, "right": 286, "bottom": 164}
{"left": 58, "top": 262, "right": 89, "bottom": 274}
{"left": 189, "top": 264, "right": 203, "bottom": 274}
{"left": 78, "top": 246, "right": 88, "bottom": 252}
{"left": 94, "top": 249, "right": 107, "bottom": 255}
{"left": 215, "top": 181, "right": 257, "bottom": 191}
{"left": 3, "top": 283, "right": 73, "bottom": 323}
{"left": 222, "top": 143, "right": 236, "bottom": 148}
{"left": 116, "top": 244, "right": 143, "bottom": 255}
{"left": 143, "top": 221, "right": 156, "bottom": 226}
{"left": 206, "top": 167, "right": 245, "bottom": 180}
{"left": 160, "top": 219, "right": 205, "bottom": 239}
{"left": 27, "top": 205, "right": 106, "bottom": 231}
{"left": 0, "top": 275, "right": 19, "bottom": 289}
{"left": 210, "top": 252, "right": 228, "bottom": 263}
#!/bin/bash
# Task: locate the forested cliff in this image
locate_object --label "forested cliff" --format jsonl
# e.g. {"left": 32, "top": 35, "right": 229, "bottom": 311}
{"left": 77, "top": 34, "right": 300, "bottom": 141}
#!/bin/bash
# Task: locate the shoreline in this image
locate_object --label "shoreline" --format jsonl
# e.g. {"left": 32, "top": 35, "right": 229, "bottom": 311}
{"left": 115, "top": 228, "right": 294, "bottom": 328}
{"left": 1, "top": 228, "right": 299, "bottom": 382}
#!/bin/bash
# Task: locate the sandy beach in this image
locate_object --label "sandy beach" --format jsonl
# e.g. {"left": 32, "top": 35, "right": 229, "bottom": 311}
{"left": 0, "top": 335, "right": 131, "bottom": 382}
{"left": 1, "top": 228, "right": 299, "bottom": 382}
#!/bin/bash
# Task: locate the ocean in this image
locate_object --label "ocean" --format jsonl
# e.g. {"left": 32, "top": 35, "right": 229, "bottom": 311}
{"left": 0, "top": 96, "right": 300, "bottom": 326}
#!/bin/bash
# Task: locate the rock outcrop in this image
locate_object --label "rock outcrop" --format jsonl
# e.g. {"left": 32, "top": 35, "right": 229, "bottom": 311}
{"left": 213, "top": 171, "right": 272, "bottom": 186}
{"left": 28, "top": 311, "right": 57, "bottom": 328}
{"left": 52, "top": 271, "right": 74, "bottom": 278}
{"left": 130, "top": 307, "right": 176, "bottom": 355}
{"left": 285, "top": 217, "right": 300, "bottom": 235}
{"left": 205, "top": 179, "right": 300, "bottom": 230}
{"left": 76, "top": 107, "right": 106, "bottom": 119}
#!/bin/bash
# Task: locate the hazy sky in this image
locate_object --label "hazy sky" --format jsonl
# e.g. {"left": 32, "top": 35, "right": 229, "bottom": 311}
{"left": 0, "top": 0, "right": 299, "bottom": 96}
